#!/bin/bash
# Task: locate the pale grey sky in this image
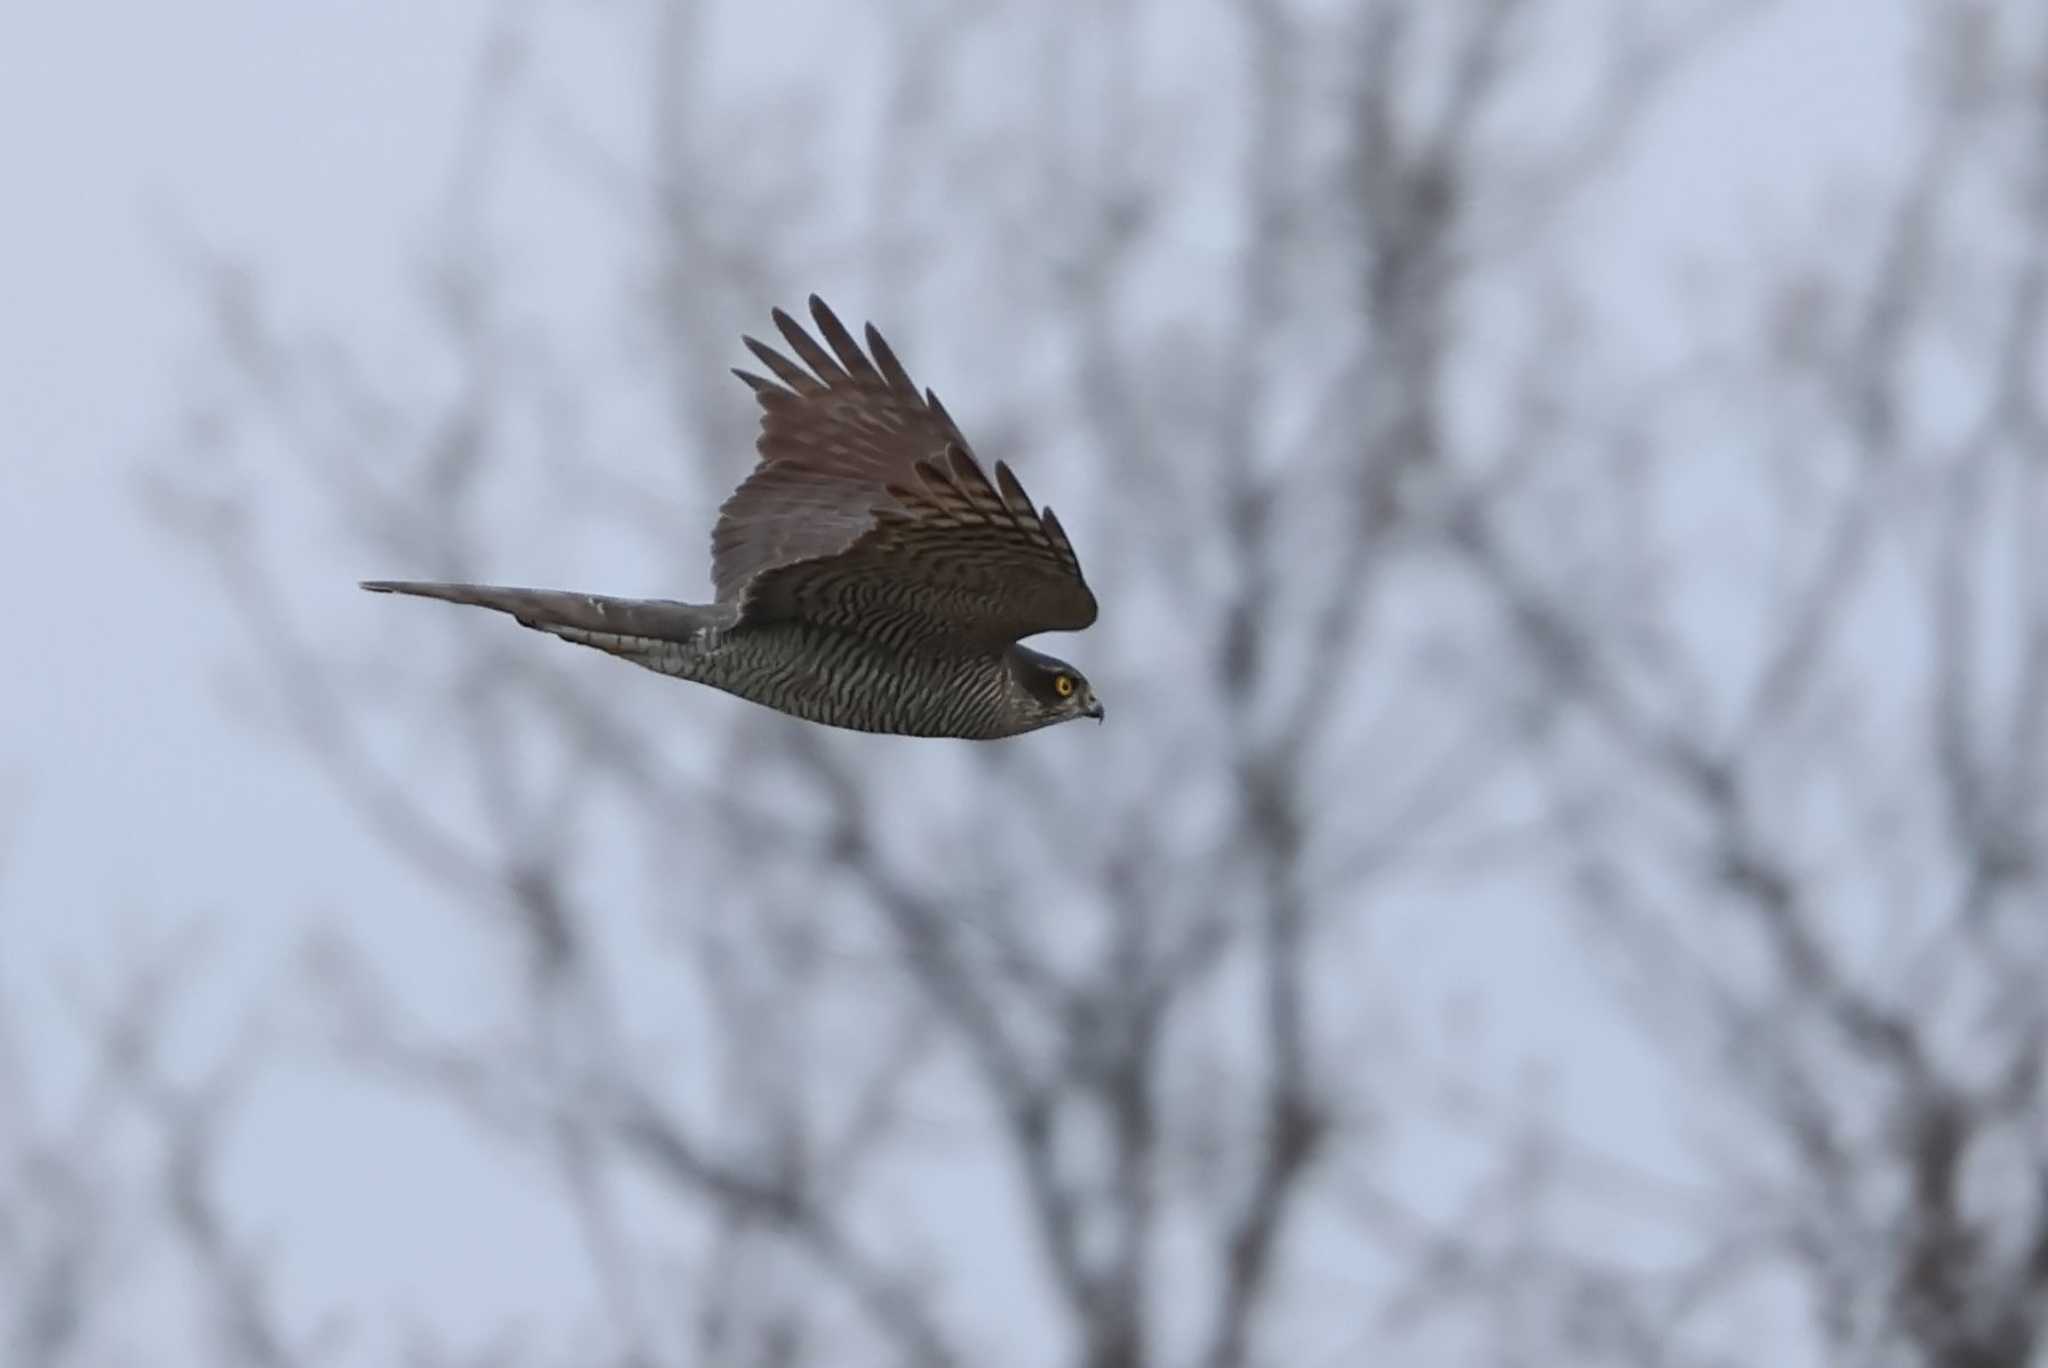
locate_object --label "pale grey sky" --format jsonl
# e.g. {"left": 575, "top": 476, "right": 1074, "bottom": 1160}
{"left": 0, "top": 1, "right": 1928, "bottom": 1361}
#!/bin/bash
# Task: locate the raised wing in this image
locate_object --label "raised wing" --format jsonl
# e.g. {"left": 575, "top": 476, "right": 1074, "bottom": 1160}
{"left": 715, "top": 297, "right": 1095, "bottom": 645}
{"left": 711, "top": 295, "right": 975, "bottom": 604}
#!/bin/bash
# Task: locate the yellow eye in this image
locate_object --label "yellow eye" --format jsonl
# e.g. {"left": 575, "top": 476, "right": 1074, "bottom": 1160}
{"left": 1054, "top": 674, "right": 1075, "bottom": 698}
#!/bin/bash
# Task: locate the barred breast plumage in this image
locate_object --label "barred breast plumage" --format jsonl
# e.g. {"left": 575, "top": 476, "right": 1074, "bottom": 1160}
{"left": 361, "top": 296, "right": 1104, "bottom": 740}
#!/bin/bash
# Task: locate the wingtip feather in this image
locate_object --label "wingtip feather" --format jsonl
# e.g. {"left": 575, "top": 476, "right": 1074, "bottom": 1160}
{"left": 865, "top": 323, "right": 919, "bottom": 396}
{"left": 743, "top": 335, "right": 816, "bottom": 392}
{"left": 773, "top": 302, "right": 847, "bottom": 382}
{"left": 808, "top": 296, "right": 881, "bottom": 382}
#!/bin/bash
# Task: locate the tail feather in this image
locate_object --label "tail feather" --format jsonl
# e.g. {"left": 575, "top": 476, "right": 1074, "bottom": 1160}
{"left": 360, "top": 580, "right": 731, "bottom": 673}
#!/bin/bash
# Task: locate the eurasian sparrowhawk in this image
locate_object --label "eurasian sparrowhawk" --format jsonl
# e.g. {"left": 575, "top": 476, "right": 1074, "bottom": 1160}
{"left": 362, "top": 297, "right": 1102, "bottom": 738}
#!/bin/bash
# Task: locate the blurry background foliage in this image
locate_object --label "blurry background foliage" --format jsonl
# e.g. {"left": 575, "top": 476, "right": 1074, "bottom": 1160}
{"left": 7, "top": 1, "right": 2048, "bottom": 1365}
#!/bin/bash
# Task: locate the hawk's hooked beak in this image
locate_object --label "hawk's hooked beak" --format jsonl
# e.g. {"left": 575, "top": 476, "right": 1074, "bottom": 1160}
{"left": 1083, "top": 697, "right": 1105, "bottom": 723}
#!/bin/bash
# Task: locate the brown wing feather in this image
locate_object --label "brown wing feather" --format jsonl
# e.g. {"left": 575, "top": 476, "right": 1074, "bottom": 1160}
{"left": 712, "top": 297, "right": 1095, "bottom": 645}
{"left": 738, "top": 445, "right": 1097, "bottom": 647}
{"left": 711, "top": 296, "right": 975, "bottom": 604}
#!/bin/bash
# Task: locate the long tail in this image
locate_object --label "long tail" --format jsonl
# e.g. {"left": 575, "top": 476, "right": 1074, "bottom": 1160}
{"left": 360, "top": 580, "right": 732, "bottom": 675}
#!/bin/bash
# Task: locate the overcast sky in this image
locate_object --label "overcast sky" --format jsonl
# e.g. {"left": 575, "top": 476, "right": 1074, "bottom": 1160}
{"left": 0, "top": 0, "right": 1917, "bottom": 1360}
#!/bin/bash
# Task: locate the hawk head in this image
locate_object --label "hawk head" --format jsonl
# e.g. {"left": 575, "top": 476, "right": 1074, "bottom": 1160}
{"left": 1006, "top": 643, "right": 1103, "bottom": 729}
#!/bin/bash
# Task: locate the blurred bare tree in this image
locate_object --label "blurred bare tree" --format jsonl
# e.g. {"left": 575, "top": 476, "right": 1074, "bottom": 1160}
{"left": 1406, "top": 5, "right": 2048, "bottom": 1365}
{"left": 0, "top": 886, "right": 306, "bottom": 1368}
{"left": 127, "top": 0, "right": 2048, "bottom": 1365}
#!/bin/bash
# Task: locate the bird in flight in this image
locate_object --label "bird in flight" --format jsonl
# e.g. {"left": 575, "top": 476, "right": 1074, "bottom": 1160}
{"left": 362, "top": 296, "right": 1101, "bottom": 738}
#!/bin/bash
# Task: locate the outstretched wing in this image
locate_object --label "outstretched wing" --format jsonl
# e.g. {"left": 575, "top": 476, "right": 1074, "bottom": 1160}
{"left": 713, "top": 296, "right": 1095, "bottom": 645}
{"left": 739, "top": 443, "right": 1097, "bottom": 647}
